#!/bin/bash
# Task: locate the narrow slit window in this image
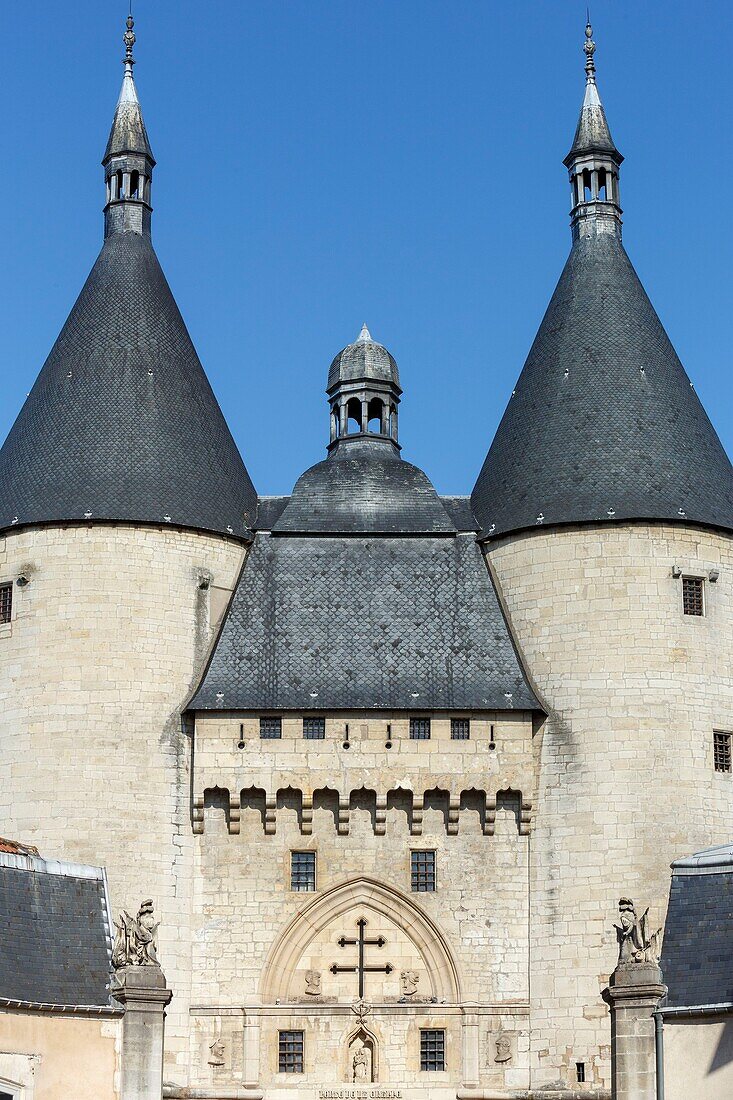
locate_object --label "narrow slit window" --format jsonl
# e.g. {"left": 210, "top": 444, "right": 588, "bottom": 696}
{"left": 0, "top": 583, "right": 12, "bottom": 625}
{"left": 260, "top": 716, "right": 282, "bottom": 739}
{"left": 576, "top": 1063, "right": 586, "bottom": 1083}
{"left": 410, "top": 717, "right": 431, "bottom": 740}
{"left": 303, "top": 716, "right": 325, "bottom": 740}
{"left": 451, "top": 718, "right": 470, "bottom": 740}
{"left": 291, "top": 851, "right": 316, "bottom": 891}
{"left": 420, "top": 1029, "right": 445, "bottom": 1071}
{"left": 682, "top": 576, "right": 704, "bottom": 616}
{"left": 714, "top": 731, "right": 732, "bottom": 774}
{"left": 278, "top": 1030, "right": 304, "bottom": 1073}
{"left": 411, "top": 850, "right": 436, "bottom": 892}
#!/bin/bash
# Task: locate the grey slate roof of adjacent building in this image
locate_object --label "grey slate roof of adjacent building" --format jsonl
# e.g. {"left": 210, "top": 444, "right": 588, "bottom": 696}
{"left": 470, "top": 232, "right": 733, "bottom": 539}
{"left": 661, "top": 844, "right": 733, "bottom": 1010}
{"left": 190, "top": 529, "right": 538, "bottom": 712}
{"left": 0, "top": 230, "right": 258, "bottom": 538}
{"left": 0, "top": 850, "right": 113, "bottom": 1008}
{"left": 272, "top": 438, "right": 456, "bottom": 535}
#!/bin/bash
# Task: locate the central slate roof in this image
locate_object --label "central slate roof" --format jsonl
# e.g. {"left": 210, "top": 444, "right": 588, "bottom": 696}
{"left": 471, "top": 232, "right": 733, "bottom": 538}
{"left": 191, "top": 529, "right": 537, "bottom": 711}
{"left": 0, "top": 230, "right": 257, "bottom": 537}
{"left": 0, "top": 850, "right": 113, "bottom": 1008}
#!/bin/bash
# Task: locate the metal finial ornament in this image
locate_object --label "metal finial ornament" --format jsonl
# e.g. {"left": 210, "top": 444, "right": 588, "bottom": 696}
{"left": 584, "top": 21, "right": 596, "bottom": 83}
{"left": 123, "top": 14, "right": 136, "bottom": 72}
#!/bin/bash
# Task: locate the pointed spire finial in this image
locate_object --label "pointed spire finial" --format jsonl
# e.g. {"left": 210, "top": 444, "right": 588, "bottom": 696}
{"left": 123, "top": 14, "right": 136, "bottom": 75}
{"left": 584, "top": 20, "right": 597, "bottom": 84}
{"left": 358, "top": 323, "right": 372, "bottom": 342}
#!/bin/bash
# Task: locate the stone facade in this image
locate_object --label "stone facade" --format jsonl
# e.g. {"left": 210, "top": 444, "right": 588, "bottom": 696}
{"left": 488, "top": 522, "right": 733, "bottom": 1090}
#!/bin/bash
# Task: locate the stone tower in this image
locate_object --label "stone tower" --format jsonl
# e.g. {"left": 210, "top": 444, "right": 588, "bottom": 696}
{"left": 0, "top": 16, "right": 256, "bottom": 1065}
{"left": 472, "top": 24, "right": 733, "bottom": 1090}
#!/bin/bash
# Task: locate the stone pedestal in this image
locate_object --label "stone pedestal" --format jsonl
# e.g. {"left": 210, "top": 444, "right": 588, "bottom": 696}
{"left": 113, "top": 965, "right": 173, "bottom": 1100}
{"left": 603, "top": 963, "right": 666, "bottom": 1100}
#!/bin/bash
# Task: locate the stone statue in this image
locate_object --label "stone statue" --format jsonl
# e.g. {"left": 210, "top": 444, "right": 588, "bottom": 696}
{"left": 208, "top": 1039, "right": 226, "bottom": 1067}
{"left": 494, "top": 1031, "right": 512, "bottom": 1063}
{"left": 111, "top": 899, "right": 160, "bottom": 969}
{"left": 615, "top": 897, "right": 661, "bottom": 965}
{"left": 352, "top": 1045, "right": 370, "bottom": 1081}
{"left": 400, "top": 969, "right": 419, "bottom": 997}
{"left": 305, "top": 969, "right": 321, "bottom": 995}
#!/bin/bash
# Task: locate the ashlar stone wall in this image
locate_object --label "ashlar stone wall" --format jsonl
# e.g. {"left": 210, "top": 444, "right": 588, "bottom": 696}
{"left": 0, "top": 523, "right": 245, "bottom": 1081}
{"left": 488, "top": 522, "right": 733, "bottom": 1093}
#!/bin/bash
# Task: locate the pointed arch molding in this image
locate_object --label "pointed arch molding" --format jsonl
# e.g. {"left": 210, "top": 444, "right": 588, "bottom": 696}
{"left": 260, "top": 876, "right": 462, "bottom": 1002}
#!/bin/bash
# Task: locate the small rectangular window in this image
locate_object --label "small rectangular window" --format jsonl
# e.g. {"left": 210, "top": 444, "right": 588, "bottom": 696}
{"left": 0, "top": 583, "right": 12, "bottom": 625}
{"left": 420, "top": 1028, "right": 445, "bottom": 1071}
{"left": 682, "top": 576, "right": 704, "bottom": 616}
{"left": 303, "top": 716, "right": 325, "bottom": 740}
{"left": 451, "top": 717, "right": 470, "bottom": 740}
{"left": 278, "top": 1030, "right": 304, "bottom": 1073}
{"left": 410, "top": 717, "right": 431, "bottom": 740}
{"left": 576, "top": 1062, "right": 586, "bottom": 1083}
{"left": 260, "top": 716, "right": 282, "bottom": 739}
{"left": 411, "top": 850, "right": 436, "bottom": 892}
{"left": 291, "top": 851, "right": 316, "bottom": 891}
{"left": 714, "top": 731, "right": 732, "bottom": 774}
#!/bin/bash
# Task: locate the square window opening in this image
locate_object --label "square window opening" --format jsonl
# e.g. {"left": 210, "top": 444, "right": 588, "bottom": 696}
{"left": 420, "top": 1028, "right": 445, "bottom": 1071}
{"left": 303, "top": 716, "right": 325, "bottom": 740}
{"left": 451, "top": 717, "right": 470, "bottom": 740}
{"left": 411, "top": 850, "right": 436, "bottom": 892}
{"left": 0, "top": 582, "right": 12, "bottom": 625}
{"left": 260, "top": 716, "right": 282, "bottom": 739}
{"left": 278, "top": 1030, "right": 304, "bottom": 1073}
{"left": 410, "top": 717, "right": 431, "bottom": 740}
{"left": 291, "top": 851, "right": 316, "bottom": 892}
{"left": 714, "top": 731, "right": 732, "bottom": 774}
{"left": 682, "top": 576, "right": 704, "bottom": 616}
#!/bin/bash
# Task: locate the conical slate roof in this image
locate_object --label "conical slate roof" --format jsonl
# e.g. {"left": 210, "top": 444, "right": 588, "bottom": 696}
{"left": 470, "top": 232, "right": 733, "bottom": 538}
{"left": 565, "top": 78, "right": 620, "bottom": 163}
{"left": 103, "top": 64, "right": 155, "bottom": 163}
{"left": 327, "top": 325, "right": 401, "bottom": 392}
{"left": 0, "top": 230, "right": 257, "bottom": 537}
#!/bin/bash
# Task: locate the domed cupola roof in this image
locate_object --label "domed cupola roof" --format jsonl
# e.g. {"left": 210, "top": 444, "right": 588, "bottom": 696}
{"left": 327, "top": 324, "right": 401, "bottom": 393}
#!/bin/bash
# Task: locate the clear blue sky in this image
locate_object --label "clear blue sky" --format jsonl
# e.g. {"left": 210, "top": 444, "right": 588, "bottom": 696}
{"left": 3, "top": 1, "right": 731, "bottom": 495}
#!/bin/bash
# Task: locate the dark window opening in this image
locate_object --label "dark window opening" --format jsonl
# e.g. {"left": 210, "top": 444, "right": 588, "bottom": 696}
{"left": 420, "top": 1028, "right": 445, "bottom": 1071}
{"left": 598, "top": 168, "right": 607, "bottom": 200}
{"left": 410, "top": 717, "right": 431, "bottom": 740}
{"left": 682, "top": 576, "right": 704, "bottom": 616}
{"left": 303, "top": 716, "right": 325, "bottom": 740}
{"left": 279, "top": 1030, "right": 304, "bottom": 1073}
{"left": 331, "top": 407, "right": 340, "bottom": 438}
{"left": 583, "top": 168, "right": 592, "bottom": 201}
{"left": 130, "top": 170, "right": 140, "bottom": 199}
{"left": 451, "top": 717, "right": 470, "bottom": 740}
{"left": 260, "top": 716, "right": 282, "bottom": 739}
{"left": 291, "top": 851, "right": 316, "bottom": 891}
{"left": 367, "top": 397, "right": 384, "bottom": 434}
{"left": 714, "top": 731, "right": 732, "bottom": 774}
{"left": 411, "top": 850, "right": 436, "bottom": 892}
{"left": 0, "top": 583, "right": 12, "bottom": 625}
{"left": 576, "top": 1062, "right": 586, "bottom": 1083}
{"left": 116, "top": 169, "right": 124, "bottom": 198}
{"left": 346, "top": 397, "right": 362, "bottom": 434}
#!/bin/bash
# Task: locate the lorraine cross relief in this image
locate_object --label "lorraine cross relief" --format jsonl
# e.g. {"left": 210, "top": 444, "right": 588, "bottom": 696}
{"left": 330, "top": 918, "right": 393, "bottom": 999}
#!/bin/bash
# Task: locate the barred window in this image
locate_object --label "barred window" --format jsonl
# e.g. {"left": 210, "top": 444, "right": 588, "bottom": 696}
{"left": 260, "top": 716, "right": 282, "bottom": 739}
{"left": 451, "top": 717, "right": 470, "bottom": 740}
{"left": 682, "top": 576, "right": 704, "bottom": 616}
{"left": 0, "top": 583, "right": 11, "bottom": 625}
{"left": 303, "top": 716, "right": 325, "bottom": 740}
{"left": 410, "top": 717, "right": 431, "bottom": 740}
{"left": 291, "top": 851, "right": 316, "bottom": 891}
{"left": 420, "top": 1028, "right": 445, "bottom": 1071}
{"left": 714, "top": 731, "right": 732, "bottom": 774}
{"left": 411, "top": 850, "right": 436, "bottom": 892}
{"left": 278, "top": 1030, "right": 304, "bottom": 1073}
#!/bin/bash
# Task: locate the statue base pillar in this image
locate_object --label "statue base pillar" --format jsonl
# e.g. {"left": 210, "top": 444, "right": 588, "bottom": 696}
{"left": 113, "top": 965, "right": 173, "bottom": 1100}
{"left": 603, "top": 963, "right": 666, "bottom": 1100}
